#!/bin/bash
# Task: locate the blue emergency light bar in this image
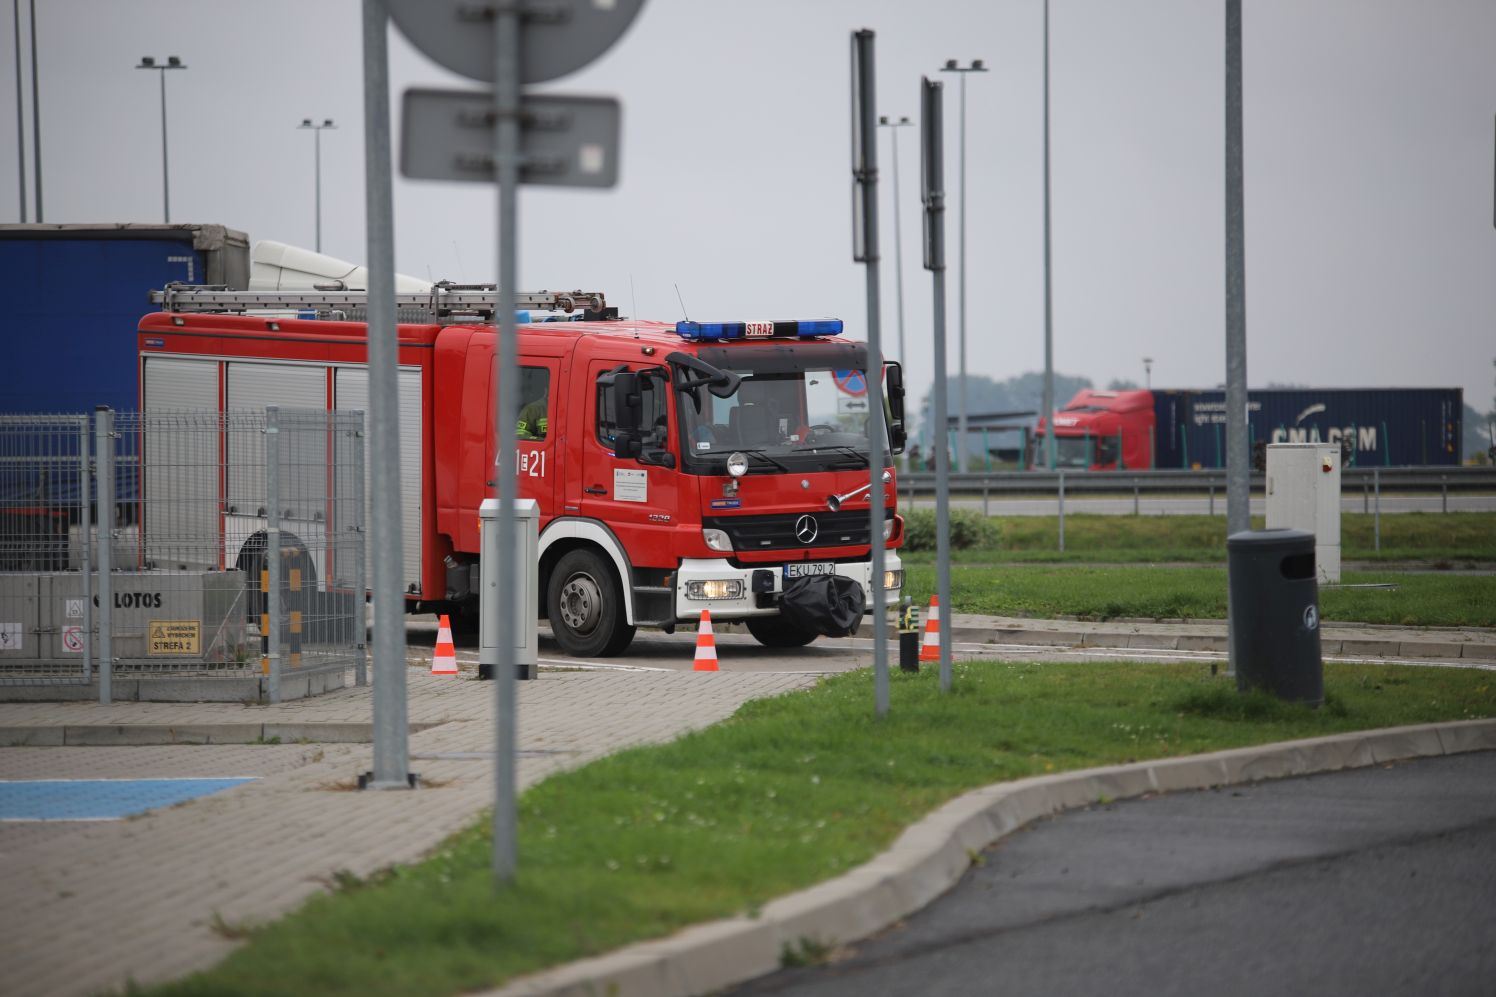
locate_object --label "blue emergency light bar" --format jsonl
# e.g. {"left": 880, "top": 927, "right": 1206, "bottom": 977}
{"left": 674, "top": 319, "right": 844, "bottom": 341}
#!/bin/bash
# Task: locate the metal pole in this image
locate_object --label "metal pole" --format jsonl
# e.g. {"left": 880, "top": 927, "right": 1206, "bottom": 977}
{"left": 79, "top": 416, "right": 91, "bottom": 681}
{"left": 159, "top": 68, "right": 169, "bottom": 223}
{"left": 853, "top": 30, "right": 888, "bottom": 718}
{"left": 361, "top": 0, "right": 410, "bottom": 790}
{"left": 880, "top": 116, "right": 911, "bottom": 366}
{"left": 922, "top": 76, "right": 954, "bottom": 693}
{"left": 1042, "top": 0, "right": 1056, "bottom": 472}
{"left": 12, "top": 0, "right": 24, "bottom": 221}
{"left": 1057, "top": 469, "right": 1065, "bottom": 552}
{"left": 314, "top": 126, "right": 322, "bottom": 252}
{"left": 94, "top": 407, "right": 112, "bottom": 704}
{"left": 28, "top": 0, "right": 40, "bottom": 221}
{"left": 957, "top": 72, "right": 968, "bottom": 473}
{"left": 492, "top": 0, "right": 522, "bottom": 883}
{"left": 1224, "top": 0, "right": 1249, "bottom": 538}
{"left": 265, "top": 407, "right": 282, "bottom": 704}
{"left": 1374, "top": 466, "right": 1380, "bottom": 551}
{"left": 352, "top": 416, "right": 367, "bottom": 687}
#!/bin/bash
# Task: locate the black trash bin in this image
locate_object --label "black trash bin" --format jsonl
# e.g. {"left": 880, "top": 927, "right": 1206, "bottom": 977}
{"left": 1226, "top": 528, "right": 1323, "bottom": 705}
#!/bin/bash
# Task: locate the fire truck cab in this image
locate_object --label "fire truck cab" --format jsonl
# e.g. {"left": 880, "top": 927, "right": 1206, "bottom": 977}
{"left": 138, "top": 287, "right": 907, "bottom": 656}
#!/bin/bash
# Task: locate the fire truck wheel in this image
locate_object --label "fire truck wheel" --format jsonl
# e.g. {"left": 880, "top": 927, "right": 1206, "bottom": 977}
{"left": 547, "top": 549, "right": 635, "bottom": 657}
{"left": 745, "top": 616, "right": 819, "bottom": 648}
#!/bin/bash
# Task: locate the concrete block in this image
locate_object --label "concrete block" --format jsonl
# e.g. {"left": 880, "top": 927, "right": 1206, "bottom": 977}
{"left": 1366, "top": 724, "right": 1452, "bottom": 764}
{"left": 1401, "top": 640, "right": 1470, "bottom": 659}
{"left": 263, "top": 723, "right": 373, "bottom": 744}
{"left": 135, "top": 679, "right": 261, "bottom": 704}
{"left": 1461, "top": 643, "right": 1496, "bottom": 661}
{"left": 1125, "top": 634, "right": 1179, "bottom": 650}
{"left": 1339, "top": 638, "right": 1391, "bottom": 657}
{"left": 1176, "top": 634, "right": 1227, "bottom": 652}
{"left": 0, "top": 726, "right": 64, "bottom": 746}
{"left": 1434, "top": 719, "right": 1496, "bottom": 755}
{"left": 636, "top": 918, "right": 778, "bottom": 997}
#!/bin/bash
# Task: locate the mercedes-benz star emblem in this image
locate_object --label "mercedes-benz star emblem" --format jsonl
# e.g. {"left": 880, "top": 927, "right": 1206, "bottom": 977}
{"left": 794, "top": 514, "right": 819, "bottom": 544}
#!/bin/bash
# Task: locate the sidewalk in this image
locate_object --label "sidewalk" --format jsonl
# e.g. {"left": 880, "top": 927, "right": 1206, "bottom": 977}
{"left": 0, "top": 669, "right": 816, "bottom": 997}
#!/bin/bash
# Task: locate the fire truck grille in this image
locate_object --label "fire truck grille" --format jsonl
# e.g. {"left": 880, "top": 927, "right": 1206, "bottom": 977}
{"left": 702, "top": 509, "right": 892, "bottom": 551}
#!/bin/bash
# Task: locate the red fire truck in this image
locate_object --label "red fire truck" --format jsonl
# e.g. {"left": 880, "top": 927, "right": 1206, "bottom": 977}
{"left": 136, "top": 285, "right": 907, "bottom": 655}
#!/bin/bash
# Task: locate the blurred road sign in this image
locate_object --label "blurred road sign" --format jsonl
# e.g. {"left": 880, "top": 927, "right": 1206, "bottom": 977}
{"left": 386, "top": 0, "right": 646, "bottom": 85}
{"left": 401, "top": 89, "right": 620, "bottom": 188}
{"left": 833, "top": 368, "right": 869, "bottom": 396}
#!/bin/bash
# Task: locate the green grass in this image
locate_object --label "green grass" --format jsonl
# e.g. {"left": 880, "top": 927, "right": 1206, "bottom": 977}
{"left": 149, "top": 660, "right": 1496, "bottom": 997}
{"left": 901, "top": 564, "right": 1495, "bottom": 627}
{"left": 898, "top": 511, "right": 1496, "bottom": 564}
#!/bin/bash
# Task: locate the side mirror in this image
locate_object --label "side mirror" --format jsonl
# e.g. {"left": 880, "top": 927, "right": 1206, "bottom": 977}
{"left": 884, "top": 361, "right": 907, "bottom": 453}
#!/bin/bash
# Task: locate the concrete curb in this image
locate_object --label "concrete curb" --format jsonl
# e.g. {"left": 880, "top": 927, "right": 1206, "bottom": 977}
{"left": 481, "top": 719, "right": 1496, "bottom": 997}
{"left": 945, "top": 623, "right": 1496, "bottom": 660}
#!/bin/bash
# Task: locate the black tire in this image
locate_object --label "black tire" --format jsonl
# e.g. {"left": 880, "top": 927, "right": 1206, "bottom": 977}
{"left": 546, "top": 548, "right": 635, "bottom": 657}
{"left": 746, "top": 615, "right": 819, "bottom": 648}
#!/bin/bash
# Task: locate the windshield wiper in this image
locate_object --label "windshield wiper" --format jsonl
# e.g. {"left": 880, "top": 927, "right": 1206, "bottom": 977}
{"left": 733, "top": 448, "right": 789, "bottom": 472}
{"left": 792, "top": 444, "right": 869, "bottom": 468}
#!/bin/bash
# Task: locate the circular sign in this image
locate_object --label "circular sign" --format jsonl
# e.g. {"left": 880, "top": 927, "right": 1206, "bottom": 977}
{"left": 388, "top": 0, "right": 648, "bottom": 85}
{"left": 1303, "top": 605, "right": 1319, "bottom": 631}
{"left": 62, "top": 626, "right": 85, "bottom": 653}
{"left": 832, "top": 369, "right": 868, "bottom": 396}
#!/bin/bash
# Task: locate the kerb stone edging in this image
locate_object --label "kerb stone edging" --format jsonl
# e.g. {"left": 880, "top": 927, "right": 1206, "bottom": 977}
{"left": 482, "top": 718, "right": 1496, "bottom": 997}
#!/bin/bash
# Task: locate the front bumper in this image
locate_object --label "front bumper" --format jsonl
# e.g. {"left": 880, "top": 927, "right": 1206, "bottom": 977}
{"left": 673, "top": 553, "right": 903, "bottom": 621}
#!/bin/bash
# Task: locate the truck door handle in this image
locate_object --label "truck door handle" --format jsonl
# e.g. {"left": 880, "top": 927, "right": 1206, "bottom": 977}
{"left": 584, "top": 485, "right": 607, "bottom": 495}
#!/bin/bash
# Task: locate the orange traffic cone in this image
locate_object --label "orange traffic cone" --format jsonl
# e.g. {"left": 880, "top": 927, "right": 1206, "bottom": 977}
{"left": 918, "top": 595, "right": 941, "bottom": 664}
{"left": 693, "top": 609, "right": 719, "bottom": 671}
{"left": 431, "top": 614, "right": 458, "bottom": 675}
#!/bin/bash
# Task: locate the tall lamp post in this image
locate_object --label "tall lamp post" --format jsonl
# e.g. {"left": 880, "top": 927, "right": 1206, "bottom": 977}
{"left": 136, "top": 55, "right": 187, "bottom": 223}
{"left": 939, "top": 58, "right": 986, "bottom": 472}
{"left": 1143, "top": 356, "right": 1153, "bottom": 389}
{"left": 298, "top": 118, "right": 337, "bottom": 252}
{"left": 878, "top": 115, "right": 913, "bottom": 367}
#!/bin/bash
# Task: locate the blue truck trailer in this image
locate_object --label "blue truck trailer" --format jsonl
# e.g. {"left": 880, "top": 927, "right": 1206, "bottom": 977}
{"left": 0, "top": 224, "right": 250, "bottom": 413}
{"left": 1153, "top": 387, "right": 1463, "bottom": 468}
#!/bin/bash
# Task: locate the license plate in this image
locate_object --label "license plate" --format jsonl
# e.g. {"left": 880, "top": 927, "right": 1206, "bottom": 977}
{"left": 784, "top": 562, "right": 836, "bottom": 580}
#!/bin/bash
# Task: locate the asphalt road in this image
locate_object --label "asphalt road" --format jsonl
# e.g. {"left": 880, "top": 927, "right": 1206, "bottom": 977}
{"left": 732, "top": 750, "right": 1496, "bottom": 997}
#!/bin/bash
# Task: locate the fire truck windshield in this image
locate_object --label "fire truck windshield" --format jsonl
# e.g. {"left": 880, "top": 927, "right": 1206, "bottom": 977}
{"left": 676, "top": 345, "right": 885, "bottom": 473}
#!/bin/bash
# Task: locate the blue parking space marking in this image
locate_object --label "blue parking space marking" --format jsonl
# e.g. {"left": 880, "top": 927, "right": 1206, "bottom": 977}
{"left": 0, "top": 778, "right": 255, "bottom": 821}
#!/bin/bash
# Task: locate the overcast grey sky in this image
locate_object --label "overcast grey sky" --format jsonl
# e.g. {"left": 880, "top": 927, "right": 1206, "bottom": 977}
{"left": 5, "top": 0, "right": 1494, "bottom": 416}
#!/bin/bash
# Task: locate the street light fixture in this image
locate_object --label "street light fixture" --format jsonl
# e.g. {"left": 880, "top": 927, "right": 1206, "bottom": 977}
{"left": 878, "top": 115, "right": 913, "bottom": 368}
{"left": 939, "top": 58, "right": 987, "bottom": 472}
{"left": 136, "top": 55, "right": 187, "bottom": 223}
{"left": 298, "top": 118, "right": 337, "bottom": 252}
{"left": 1143, "top": 356, "right": 1153, "bottom": 390}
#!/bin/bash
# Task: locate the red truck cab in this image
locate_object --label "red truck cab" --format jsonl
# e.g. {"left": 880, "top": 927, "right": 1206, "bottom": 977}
{"left": 1032, "top": 389, "right": 1156, "bottom": 470}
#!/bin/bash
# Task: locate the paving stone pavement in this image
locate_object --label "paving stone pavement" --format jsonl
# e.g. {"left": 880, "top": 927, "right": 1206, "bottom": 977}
{"left": 0, "top": 668, "right": 817, "bottom": 997}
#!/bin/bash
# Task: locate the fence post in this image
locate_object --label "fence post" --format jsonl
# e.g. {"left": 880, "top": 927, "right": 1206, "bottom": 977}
{"left": 1209, "top": 483, "right": 1215, "bottom": 517}
{"left": 78, "top": 416, "right": 93, "bottom": 683}
{"left": 1363, "top": 480, "right": 1368, "bottom": 514}
{"left": 982, "top": 479, "right": 989, "bottom": 518}
{"left": 265, "top": 407, "right": 282, "bottom": 704}
{"left": 352, "top": 416, "right": 368, "bottom": 687}
{"left": 93, "top": 407, "right": 113, "bottom": 705}
{"left": 1133, "top": 477, "right": 1140, "bottom": 516}
{"left": 1374, "top": 466, "right": 1381, "bottom": 552}
{"left": 1441, "top": 475, "right": 1448, "bottom": 514}
{"left": 1057, "top": 470, "right": 1066, "bottom": 552}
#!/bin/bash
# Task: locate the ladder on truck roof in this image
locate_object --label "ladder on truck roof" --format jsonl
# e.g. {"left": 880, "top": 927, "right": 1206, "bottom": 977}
{"left": 149, "top": 281, "right": 607, "bottom": 324}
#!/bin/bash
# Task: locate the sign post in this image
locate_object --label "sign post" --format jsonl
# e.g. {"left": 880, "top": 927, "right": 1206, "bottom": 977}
{"left": 387, "top": 0, "right": 643, "bottom": 884}
{"left": 921, "top": 77, "right": 954, "bottom": 693}
{"left": 850, "top": 29, "right": 890, "bottom": 718}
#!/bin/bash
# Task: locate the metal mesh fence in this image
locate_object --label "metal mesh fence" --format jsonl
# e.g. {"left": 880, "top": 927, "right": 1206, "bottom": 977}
{"left": 0, "top": 408, "right": 365, "bottom": 698}
{"left": 0, "top": 416, "right": 93, "bottom": 685}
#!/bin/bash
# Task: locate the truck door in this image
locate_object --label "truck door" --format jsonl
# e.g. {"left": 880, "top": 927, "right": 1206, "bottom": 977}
{"left": 578, "top": 359, "right": 679, "bottom": 569}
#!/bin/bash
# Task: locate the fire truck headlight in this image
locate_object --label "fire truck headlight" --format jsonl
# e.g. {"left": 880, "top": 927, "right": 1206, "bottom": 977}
{"left": 726, "top": 452, "right": 749, "bottom": 478}
{"left": 882, "top": 519, "right": 894, "bottom": 540}
{"left": 702, "top": 529, "right": 733, "bottom": 552}
{"left": 686, "top": 579, "right": 744, "bottom": 600}
{"left": 884, "top": 569, "right": 903, "bottom": 590}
